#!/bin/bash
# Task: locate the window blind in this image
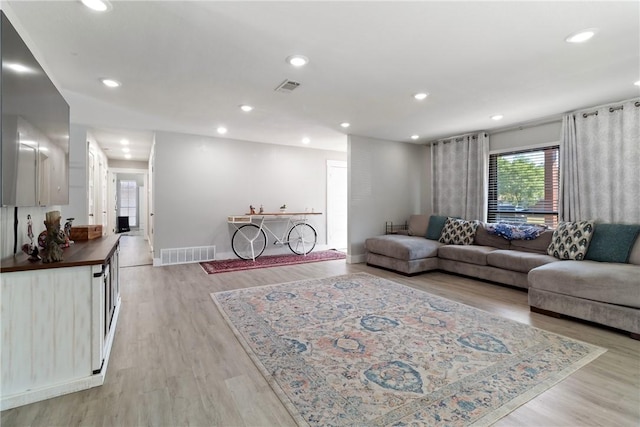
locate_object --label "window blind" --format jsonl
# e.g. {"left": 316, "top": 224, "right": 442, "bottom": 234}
{"left": 488, "top": 146, "right": 559, "bottom": 227}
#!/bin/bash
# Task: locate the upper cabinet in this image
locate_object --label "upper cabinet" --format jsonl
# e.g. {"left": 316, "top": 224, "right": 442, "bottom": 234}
{"left": 1, "top": 12, "right": 70, "bottom": 207}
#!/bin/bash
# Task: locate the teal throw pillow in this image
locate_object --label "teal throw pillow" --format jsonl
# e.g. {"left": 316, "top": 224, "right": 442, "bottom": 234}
{"left": 585, "top": 223, "right": 640, "bottom": 263}
{"left": 425, "top": 215, "right": 449, "bottom": 240}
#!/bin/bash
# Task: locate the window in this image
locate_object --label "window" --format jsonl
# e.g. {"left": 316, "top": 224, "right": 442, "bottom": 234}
{"left": 488, "top": 146, "right": 559, "bottom": 227}
{"left": 119, "top": 180, "right": 137, "bottom": 227}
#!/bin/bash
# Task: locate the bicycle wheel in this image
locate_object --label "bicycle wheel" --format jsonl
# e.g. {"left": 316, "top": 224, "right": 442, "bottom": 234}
{"left": 287, "top": 223, "right": 317, "bottom": 255}
{"left": 232, "top": 224, "right": 267, "bottom": 260}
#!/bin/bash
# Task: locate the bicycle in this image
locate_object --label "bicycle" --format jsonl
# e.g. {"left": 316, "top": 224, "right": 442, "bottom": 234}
{"left": 228, "top": 213, "right": 320, "bottom": 260}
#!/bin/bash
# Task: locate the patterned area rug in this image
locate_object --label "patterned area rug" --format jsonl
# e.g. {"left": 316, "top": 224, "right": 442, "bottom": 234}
{"left": 200, "top": 250, "right": 346, "bottom": 274}
{"left": 211, "top": 273, "right": 605, "bottom": 426}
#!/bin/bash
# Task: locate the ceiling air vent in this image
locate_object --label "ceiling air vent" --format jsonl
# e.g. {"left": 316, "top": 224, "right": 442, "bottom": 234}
{"left": 275, "top": 79, "right": 301, "bottom": 92}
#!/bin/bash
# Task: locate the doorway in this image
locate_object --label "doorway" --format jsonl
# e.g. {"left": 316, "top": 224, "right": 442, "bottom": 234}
{"left": 115, "top": 172, "right": 146, "bottom": 235}
{"left": 327, "top": 160, "right": 347, "bottom": 250}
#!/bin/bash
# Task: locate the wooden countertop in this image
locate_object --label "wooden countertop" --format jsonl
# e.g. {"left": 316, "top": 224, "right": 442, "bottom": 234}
{"left": 1, "top": 235, "right": 120, "bottom": 273}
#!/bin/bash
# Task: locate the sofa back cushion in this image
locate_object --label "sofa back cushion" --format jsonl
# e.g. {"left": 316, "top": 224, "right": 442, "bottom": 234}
{"left": 407, "top": 214, "right": 429, "bottom": 237}
{"left": 509, "top": 230, "right": 554, "bottom": 254}
{"left": 584, "top": 223, "right": 640, "bottom": 263}
{"left": 629, "top": 238, "right": 640, "bottom": 266}
{"left": 474, "top": 223, "right": 511, "bottom": 250}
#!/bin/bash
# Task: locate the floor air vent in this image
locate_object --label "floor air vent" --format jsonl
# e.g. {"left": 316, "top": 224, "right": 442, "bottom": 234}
{"left": 160, "top": 246, "right": 215, "bottom": 266}
{"left": 275, "top": 79, "right": 301, "bottom": 92}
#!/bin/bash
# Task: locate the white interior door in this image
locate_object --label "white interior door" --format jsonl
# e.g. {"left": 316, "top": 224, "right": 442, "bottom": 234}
{"left": 108, "top": 171, "right": 117, "bottom": 234}
{"left": 100, "top": 159, "right": 108, "bottom": 233}
{"left": 88, "top": 149, "right": 95, "bottom": 225}
{"left": 148, "top": 146, "right": 155, "bottom": 251}
{"left": 327, "top": 160, "right": 348, "bottom": 249}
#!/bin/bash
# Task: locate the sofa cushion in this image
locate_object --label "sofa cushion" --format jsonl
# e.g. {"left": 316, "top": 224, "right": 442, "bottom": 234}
{"left": 425, "top": 215, "right": 449, "bottom": 240}
{"left": 547, "top": 220, "right": 595, "bottom": 260}
{"left": 365, "top": 235, "right": 441, "bottom": 261}
{"left": 529, "top": 261, "right": 640, "bottom": 309}
{"left": 474, "top": 223, "right": 511, "bottom": 250}
{"left": 438, "top": 245, "right": 497, "bottom": 266}
{"left": 509, "top": 230, "right": 554, "bottom": 254}
{"left": 585, "top": 223, "right": 640, "bottom": 263}
{"left": 407, "top": 214, "right": 429, "bottom": 237}
{"left": 487, "top": 250, "right": 558, "bottom": 273}
{"left": 630, "top": 238, "right": 640, "bottom": 266}
{"left": 439, "top": 218, "right": 479, "bottom": 245}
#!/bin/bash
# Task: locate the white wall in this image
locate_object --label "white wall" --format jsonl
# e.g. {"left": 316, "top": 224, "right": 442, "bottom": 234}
{"left": 490, "top": 120, "right": 562, "bottom": 152}
{"left": 348, "top": 135, "right": 429, "bottom": 262}
{"left": 153, "top": 131, "right": 346, "bottom": 261}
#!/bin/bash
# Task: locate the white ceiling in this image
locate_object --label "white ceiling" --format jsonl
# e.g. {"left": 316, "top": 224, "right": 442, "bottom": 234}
{"left": 4, "top": 1, "right": 639, "bottom": 162}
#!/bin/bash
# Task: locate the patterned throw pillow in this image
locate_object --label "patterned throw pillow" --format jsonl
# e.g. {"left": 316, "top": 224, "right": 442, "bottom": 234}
{"left": 439, "top": 217, "right": 479, "bottom": 245}
{"left": 547, "top": 221, "right": 595, "bottom": 260}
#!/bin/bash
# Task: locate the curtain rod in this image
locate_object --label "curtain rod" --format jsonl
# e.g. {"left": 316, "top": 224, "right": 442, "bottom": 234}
{"left": 424, "top": 97, "right": 639, "bottom": 145}
{"left": 426, "top": 131, "right": 487, "bottom": 146}
{"left": 581, "top": 101, "right": 640, "bottom": 118}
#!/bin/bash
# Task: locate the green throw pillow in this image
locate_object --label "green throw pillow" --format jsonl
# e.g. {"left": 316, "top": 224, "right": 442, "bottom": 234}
{"left": 585, "top": 223, "right": 640, "bottom": 263}
{"left": 425, "top": 215, "right": 449, "bottom": 240}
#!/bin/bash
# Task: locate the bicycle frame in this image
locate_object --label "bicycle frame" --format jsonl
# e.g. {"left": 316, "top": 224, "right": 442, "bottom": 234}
{"left": 228, "top": 212, "right": 321, "bottom": 260}
{"left": 258, "top": 216, "right": 302, "bottom": 245}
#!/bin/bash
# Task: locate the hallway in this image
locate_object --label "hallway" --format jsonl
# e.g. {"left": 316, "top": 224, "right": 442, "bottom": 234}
{"left": 118, "top": 234, "right": 153, "bottom": 267}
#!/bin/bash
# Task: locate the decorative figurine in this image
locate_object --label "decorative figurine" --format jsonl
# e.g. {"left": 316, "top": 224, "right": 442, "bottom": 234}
{"left": 280, "top": 204, "right": 287, "bottom": 213}
{"left": 249, "top": 205, "right": 256, "bottom": 215}
{"left": 22, "top": 214, "right": 41, "bottom": 262}
{"left": 64, "top": 217, "right": 75, "bottom": 245}
{"left": 42, "top": 210, "right": 65, "bottom": 263}
{"left": 259, "top": 204, "right": 264, "bottom": 214}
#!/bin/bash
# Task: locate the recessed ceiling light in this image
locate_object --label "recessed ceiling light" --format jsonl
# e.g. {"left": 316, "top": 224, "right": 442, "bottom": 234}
{"left": 302, "top": 137, "right": 311, "bottom": 144}
{"left": 5, "top": 62, "right": 31, "bottom": 73}
{"left": 122, "top": 147, "right": 130, "bottom": 153}
{"left": 414, "top": 93, "right": 429, "bottom": 101}
{"left": 240, "top": 105, "right": 254, "bottom": 112}
{"left": 565, "top": 28, "right": 598, "bottom": 43}
{"left": 286, "top": 55, "right": 309, "bottom": 67}
{"left": 120, "top": 139, "right": 129, "bottom": 145}
{"left": 124, "top": 153, "right": 132, "bottom": 160}
{"left": 217, "top": 126, "right": 228, "bottom": 135}
{"left": 634, "top": 80, "right": 640, "bottom": 86}
{"left": 101, "top": 78, "right": 120, "bottom": 88}
{"left": 491, "top": 114, "right": 504, "bottom": 121}
{"left": 340, "top": 122, "right": 350, "bottom": 128}
{"left": 39, "top": 147, "right": 49, "bottom": 152}
{"left": 410, "top": 135, "right": 419, "bottom": 140}
{"left": 81, "top": 0, "right": 112, "bottom": 12}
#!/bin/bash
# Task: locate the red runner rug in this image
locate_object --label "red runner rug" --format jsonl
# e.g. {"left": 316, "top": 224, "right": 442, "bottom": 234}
{"left": 200, "top": 250, "right": 346, "bottom": 274}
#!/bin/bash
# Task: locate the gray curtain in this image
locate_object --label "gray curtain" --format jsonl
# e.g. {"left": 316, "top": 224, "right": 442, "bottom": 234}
{"left": 560, "top": 98, "right": 640, "bottom": 223}
{"left": 431, "top": 133, "right": 489, "bottom": 221}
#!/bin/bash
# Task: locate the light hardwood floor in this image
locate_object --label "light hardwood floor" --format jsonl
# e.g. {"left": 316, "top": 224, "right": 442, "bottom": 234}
{"left": 2, "top": 236, "right": 639, "bottom": 426}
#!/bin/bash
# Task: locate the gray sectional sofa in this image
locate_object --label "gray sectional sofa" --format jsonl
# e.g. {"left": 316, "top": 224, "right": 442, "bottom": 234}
{"left": 364, "top": 215, "right": 640, "bottom": 338}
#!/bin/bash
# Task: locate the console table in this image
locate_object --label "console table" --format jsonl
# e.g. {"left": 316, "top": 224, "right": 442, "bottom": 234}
{"left": 0, "top": 235, "right": 121, "bottom": 410}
